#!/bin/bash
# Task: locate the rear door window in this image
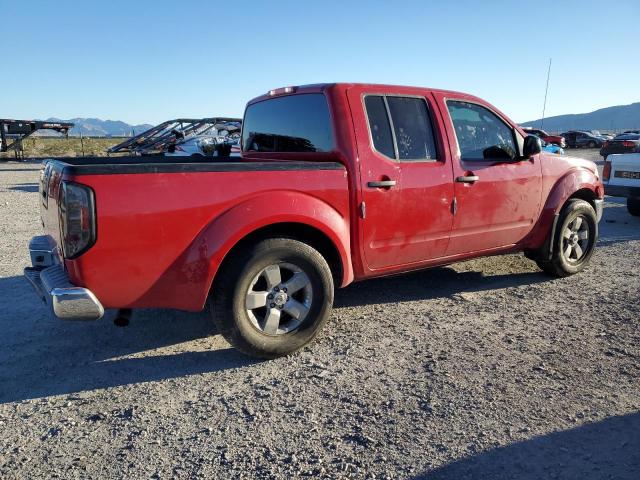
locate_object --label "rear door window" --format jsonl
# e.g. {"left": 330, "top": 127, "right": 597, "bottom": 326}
{"left": 363, "top": 95, "right": 438, "bottom": 161}
{"left": 387, "top": 97, "right": 438, "bottom": 160}
{"left": 242, "top": 94, "right": 334, "bottom": 153}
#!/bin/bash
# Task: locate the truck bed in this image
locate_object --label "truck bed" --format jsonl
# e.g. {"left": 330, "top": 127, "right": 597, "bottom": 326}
{"left": 41, "top": 156, "right": 349, "bottom": 311}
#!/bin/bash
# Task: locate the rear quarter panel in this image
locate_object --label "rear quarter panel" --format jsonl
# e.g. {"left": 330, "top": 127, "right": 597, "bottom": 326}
{"left": 63, "top": 167, "right": 350, "bottom": 311}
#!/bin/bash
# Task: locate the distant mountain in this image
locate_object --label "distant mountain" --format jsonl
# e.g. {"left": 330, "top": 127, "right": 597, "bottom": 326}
{"left": 521, "top": 102, "right": 640, "bottom": 133}
{"left": 40, "top": 117, "right": 153, "bottom": 137}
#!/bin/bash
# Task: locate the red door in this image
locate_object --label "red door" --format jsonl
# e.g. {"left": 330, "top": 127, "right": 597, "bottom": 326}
{"left": 433, "top": 94, "right": 542, "bottom": 255}
{"left": 347, "top": 86, "right": 454, "bottom": 271}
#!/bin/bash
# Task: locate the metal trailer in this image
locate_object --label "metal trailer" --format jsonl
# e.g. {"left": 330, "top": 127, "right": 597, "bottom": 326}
{"left": 107, "top": 118, "right": 242, "bottom": 155}
{"left": 0, "top": 119, "right": 74, "bottom": 160}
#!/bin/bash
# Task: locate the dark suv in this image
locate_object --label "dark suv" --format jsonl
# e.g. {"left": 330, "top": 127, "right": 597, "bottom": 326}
{"left": 562, "top": 131, "right": 605, "bottom": 149}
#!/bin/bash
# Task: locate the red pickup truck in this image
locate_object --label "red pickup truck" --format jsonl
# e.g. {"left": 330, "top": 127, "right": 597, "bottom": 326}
{"left": 25, "top": 83, "right": 604, "bottom": 358}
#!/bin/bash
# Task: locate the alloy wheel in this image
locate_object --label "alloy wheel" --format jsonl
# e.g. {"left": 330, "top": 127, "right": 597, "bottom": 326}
{"left": 561, "top": 215, "right": 590, "bottom": 263}
{"left": 244, "top": 262, "right": 313, "bottom": 335}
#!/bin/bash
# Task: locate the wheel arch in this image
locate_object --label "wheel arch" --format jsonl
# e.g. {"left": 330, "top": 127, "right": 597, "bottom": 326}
{"left": 200, "top": 192, "right": 353, "bottom": 308}
{"left": 548, "top": 168, "right": 601, "bottom": 215}
{"left": 523, "top": 168, "right": 601, "bottom": 251}
{"left": 213, "top": 221, "right": 348, "bottom": 292}
{"left": 567, "top": 187, "right": 598, "bottom": 211}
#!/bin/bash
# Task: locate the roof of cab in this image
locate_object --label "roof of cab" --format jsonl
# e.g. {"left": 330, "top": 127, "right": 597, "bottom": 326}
{"left": 246, "top": 82, "right": 479, "bottom": 106}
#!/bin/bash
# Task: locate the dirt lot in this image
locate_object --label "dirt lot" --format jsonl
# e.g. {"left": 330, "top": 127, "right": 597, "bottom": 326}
{"left": 1, "top": 151, "right": 638, "bottom": 479}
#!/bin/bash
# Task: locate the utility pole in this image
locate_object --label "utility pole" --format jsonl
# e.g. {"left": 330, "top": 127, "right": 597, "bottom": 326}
{"left": 540, "top": 58, "right": 552, "bottom": 130}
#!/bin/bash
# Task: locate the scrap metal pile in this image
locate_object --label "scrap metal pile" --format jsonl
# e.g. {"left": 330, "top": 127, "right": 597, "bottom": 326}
{"left": 107, "top": 118, "right": 242, "bottom": 156}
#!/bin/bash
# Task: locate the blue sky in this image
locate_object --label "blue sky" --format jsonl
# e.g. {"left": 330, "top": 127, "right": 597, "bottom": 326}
{"left": 2, "top": 0, "right": 639, "bottom": 125}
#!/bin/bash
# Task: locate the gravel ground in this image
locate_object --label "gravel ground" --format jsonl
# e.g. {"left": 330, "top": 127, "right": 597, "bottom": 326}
{"left": 1, "top": 152, "right": 639, "bottom": 479}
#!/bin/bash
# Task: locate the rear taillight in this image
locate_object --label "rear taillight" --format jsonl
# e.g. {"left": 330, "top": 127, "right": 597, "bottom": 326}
{"left": 603, "top": 161, "right": 612, "bottom": 181}
{"left": 623, "top": 141, "right": 635, "bottom": 148}
{"left": 59, "top": 182, "right": 96, "bottom": 258}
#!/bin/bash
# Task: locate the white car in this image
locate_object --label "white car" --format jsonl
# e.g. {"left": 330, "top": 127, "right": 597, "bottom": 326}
{"left": 603, "top": 153, "right": 640, "bottom": 216}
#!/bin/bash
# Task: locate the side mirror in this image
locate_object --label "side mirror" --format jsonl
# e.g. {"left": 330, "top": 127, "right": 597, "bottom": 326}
{"left": 523, "top": 135, "right": 542, "bottom": 157}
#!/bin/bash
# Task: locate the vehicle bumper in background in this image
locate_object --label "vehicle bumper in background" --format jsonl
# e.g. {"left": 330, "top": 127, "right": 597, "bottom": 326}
{"left": 604, "top": 184, "right": 640, "bottom": 199}
{"left": 594, "top": 199, "right": 604, "bottom": 222}
{"left": 601, "top": 148, "right": 636, "bottom": 158}
{"left": 24, "top": 235, "right": 104, "bottom": 320}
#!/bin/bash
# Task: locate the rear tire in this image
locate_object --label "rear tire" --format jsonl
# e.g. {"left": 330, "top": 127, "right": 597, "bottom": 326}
{"left": 210, "top": 238, "right": 334, "bottom": 358}
{"left": 536, "top": 199, "right": 598, "bottom": 277}
{"left": 628, "top": 197, "right": 640, "bottom": 217}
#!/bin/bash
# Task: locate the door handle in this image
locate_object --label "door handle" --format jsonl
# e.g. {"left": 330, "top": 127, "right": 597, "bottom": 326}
{"left": 367, "top": 180, "right": 397, "bottom": 188}
{"left": 455, "top": 175, "right": 479, "bottom": 183}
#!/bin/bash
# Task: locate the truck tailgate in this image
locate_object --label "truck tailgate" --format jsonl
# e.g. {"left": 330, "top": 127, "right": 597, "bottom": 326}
{"left": 38, "top": 161, "right": 65, "bottom": 259}
{"left": 609, "top": 153, "right": 640, "bottom": 186}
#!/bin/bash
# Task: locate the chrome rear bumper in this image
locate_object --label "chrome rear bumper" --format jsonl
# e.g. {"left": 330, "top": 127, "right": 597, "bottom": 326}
{"left": 24, "top": 236, "right": 104, "bottom": 320}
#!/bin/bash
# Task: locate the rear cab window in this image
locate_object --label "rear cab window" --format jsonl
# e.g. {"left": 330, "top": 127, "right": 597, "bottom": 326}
{"left": 242, "top": 94, "right": 334, "bottom": 153}
{"left": 364, "top": 95, "right": 438, "bottom": 161}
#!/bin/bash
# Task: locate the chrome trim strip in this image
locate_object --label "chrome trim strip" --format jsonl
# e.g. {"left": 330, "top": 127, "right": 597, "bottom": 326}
{"left": 594, "top": 199, "right": 604, "bottom": 222}
{"left": 547, "top": 213, "right": 560, "bottom": 260}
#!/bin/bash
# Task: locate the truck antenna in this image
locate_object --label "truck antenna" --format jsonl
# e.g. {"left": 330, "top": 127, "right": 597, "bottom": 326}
{"left": 540, "top": 58, "right": 552, "bottom": 130}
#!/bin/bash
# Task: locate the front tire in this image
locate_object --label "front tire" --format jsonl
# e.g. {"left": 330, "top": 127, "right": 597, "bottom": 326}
{"left": 536, "top": 199, "right": 598, "bottom": 277}
{"left": 628, "top": 197, "right": 640, "bottom": 216}
{"left": 210, "top": 238, "right": 334, "bottom": 358}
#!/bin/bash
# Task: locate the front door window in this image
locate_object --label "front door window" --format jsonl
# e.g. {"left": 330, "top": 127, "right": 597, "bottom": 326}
{"left": 447, "top": 101, "right": 516, "bottom": 161}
